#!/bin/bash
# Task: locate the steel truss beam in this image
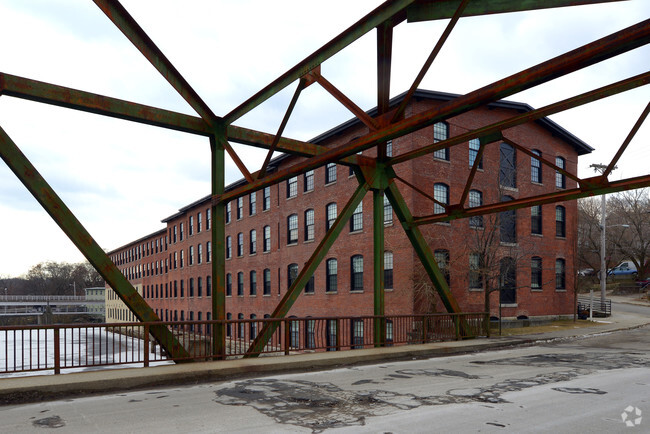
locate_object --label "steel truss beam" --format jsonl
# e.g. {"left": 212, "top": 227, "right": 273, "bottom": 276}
{"left": 0, "top": 127, "right": 189, "bottom": 360}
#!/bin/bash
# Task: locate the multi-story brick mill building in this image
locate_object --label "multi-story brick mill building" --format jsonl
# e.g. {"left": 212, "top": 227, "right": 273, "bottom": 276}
{"left": 105, "top": 89, "right": 592, "bottom": 327}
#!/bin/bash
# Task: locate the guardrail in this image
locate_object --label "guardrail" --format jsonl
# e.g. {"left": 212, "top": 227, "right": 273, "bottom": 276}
{"left": 0, "top": 312, "right": 487, "bottom": 376}
{"left": 577, "top": 295, "right": 611, "bottom": 317}
{"left": 0, "top": 295, "right": 88, "bottom": 302}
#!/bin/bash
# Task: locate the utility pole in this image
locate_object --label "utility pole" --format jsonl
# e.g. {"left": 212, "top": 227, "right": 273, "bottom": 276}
{"left": 591, "top": 163, "right": 615, "bottom": 307}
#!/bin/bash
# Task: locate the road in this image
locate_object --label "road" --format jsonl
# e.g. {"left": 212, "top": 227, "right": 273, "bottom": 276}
{"left": 1, "top": 321, "right": 649, "bottom": 433}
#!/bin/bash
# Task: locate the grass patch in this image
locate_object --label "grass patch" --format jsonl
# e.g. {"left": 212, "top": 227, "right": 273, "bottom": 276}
{"left": 496, "top": 319, "right": 604, "bottom": 336}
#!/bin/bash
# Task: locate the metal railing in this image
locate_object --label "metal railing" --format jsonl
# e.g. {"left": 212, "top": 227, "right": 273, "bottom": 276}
{"left": 0, "top": 312, "right": 487, "bottom": 376}
{"left": 577, "top": 295, "right": 611, "bottom": 317}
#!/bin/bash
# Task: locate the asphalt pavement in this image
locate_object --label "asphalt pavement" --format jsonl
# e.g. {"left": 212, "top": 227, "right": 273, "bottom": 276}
{"left": 1, "top": 293, "right": 648, "bottom": 406}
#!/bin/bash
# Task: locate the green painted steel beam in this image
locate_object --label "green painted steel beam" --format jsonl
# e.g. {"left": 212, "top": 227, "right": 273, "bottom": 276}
{"left": 245, "top": 182, "right": 370, "bottom": 357}
{"left": 224, "top": 0, "right": 415, "bottom": 124}
{"left": 0, "top": 126, "right": 189, "bottom": 360}
{"left": 406, "top": 0, "right": 627, "bottom": 22}
{"left": 373, "top": 187, "right": 386, "bottom": 347}
{"left": 211, "top": 130, "right": 227, "bottom": 358}
{"left": 385, "top": 179, "right": 462, "bottom": 314}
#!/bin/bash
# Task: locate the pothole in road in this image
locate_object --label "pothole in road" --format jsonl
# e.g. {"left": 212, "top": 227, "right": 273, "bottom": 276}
{"left": 32, "top": 415, "right": 65, "bottom": 429}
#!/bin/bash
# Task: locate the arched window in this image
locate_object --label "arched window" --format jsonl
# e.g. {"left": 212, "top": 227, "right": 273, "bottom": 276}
{"left": 434, "top": 183, "right": 449, "bottom": 214}
{"left": 384, "top": 251, "right": 394, "bottom": 289}
{"left": 499, "top": 257, "right": 517, "bottom": 304}
{"left": 556, "top": 258, "right": 566, "bottom": 289}
{"left": 326, "top": 203, "right": 337, "bottom": 231}
{"left": 350, "top": 201, "right": 363, "bottom": 232}
{"left": 237, "top": 232, "right": 244, "bottom": 256}
{"left": 263, "top": 225, "right": 271, "bottom": 252}
{"left": 434, "top": 249, "right": 450, "bottom": 285}
{"left": 351, "top": 255, "right": 364, "bottom": 291}
{"left": 288, "top": 263, "right": 298, "bottom": 289}
{"left": 469, "top": 252, "right": 482, "bottom": 289}
{"left": 469, "top": 138, "right": 482, "bottom": 169}
{"left": 326, "top": 258, "right": 337, "bottom": 293}
{"left": 249, "top": 229, "right": 256, "bottom": 254}
{"left": 226, "top": 273, "right": 232, "bottom": 296}
{"left": 531, "top": 257, "right": 542, "bottom": 290}
{"left": 556, "top": 206, "right": 566, "bottom": 237}
{"left": 263, "top": 268, "right": 271, "bottom": 295}
{"left": 500, "top": 196, "right": 517, "bottom": 243}
{"left": 433, "top": 121, "right": 450, "bottom": 160}
{"left": 325, "top": 163, "right": 337, "bottom": 184}
{"left": 555, "top": 156, "right": 566, "bottom": 189}
{"left": 249, "top": 270, "right": 257, "bottom": 295}
{"left": 304, "top": 209, "right": 315, "bottom": 241}
{"left": 531, "top": 149, "right": 542, "bottom": 183}
{"left": 226, "top": 236, "right": 232, "bottom": 259}
{"left": 287, "top": 214, "right": 298, "bottom": 244}
{"left": 500, "top": 142, "right": 516, "bottom": 188}
{"left": 237, "top": 272, "right": 244, "bottom": 296}
{"left": 531, "top": 205, "right": 542, "bottom": 235}
{"left": 468, "top": 190, "right": 483, "bottom": 228}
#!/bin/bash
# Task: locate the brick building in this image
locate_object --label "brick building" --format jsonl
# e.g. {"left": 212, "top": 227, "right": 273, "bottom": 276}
{"left": 105, "top": 89, "right": 591, "bottom": 325}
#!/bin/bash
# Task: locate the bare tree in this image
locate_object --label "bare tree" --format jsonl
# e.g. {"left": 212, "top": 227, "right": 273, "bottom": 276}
{"left": 608, "top": 188, "right": 650, "bottom": 279}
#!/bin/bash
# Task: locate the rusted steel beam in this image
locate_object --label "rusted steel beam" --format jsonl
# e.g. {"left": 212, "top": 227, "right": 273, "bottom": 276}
{"left": 392, "top": 0, "right": 470, "bottom": 123}
{"left": 245, "top": 182, "right": 370, "bottom": 357}
{"left": 258, "top": 79, "right": 307, "bottom": 179}
{"left": 502, "top": 137, "right": 580, "bottom": 183}
{"left": 314, "top": 72, "right": 379, "bottom": 131}
{"left": 224, "top": 0, "right": 413, "bottom": 124}
{"left": 391, "top": 70, "right": 650, "bottom": 165}
{"left": 222, "top": 21, "right": 650, "bottom": 201}
{"left": 0, "top": 126, "right": 189, "bottom": 361}
{"left": 92, "top": 0, "right": 253, "bottom": 183}
{"left": 394, "top": 174, "right": 440, "bottom": 205}
{"left": 604, "top": 101, "right": 650, "bottom": 178}
{"left": 406, "top": 0, "right": 628, "bottom": 22}
{"left": 414, "top": 174, "right": 650, "bottom": 226}
{"left": 0, "top": 72, "right": 211, "bottom": 136}
{"left": 377, "top": 19, "right": 393, "bottom": 117}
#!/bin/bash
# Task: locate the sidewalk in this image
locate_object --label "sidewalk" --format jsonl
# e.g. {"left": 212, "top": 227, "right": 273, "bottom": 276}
{"left": 1, "top": 302, "right": 649, "bottom": 406}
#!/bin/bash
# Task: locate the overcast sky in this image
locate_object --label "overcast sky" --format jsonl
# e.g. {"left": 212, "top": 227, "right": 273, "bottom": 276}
{"left": 0, "top": 0, "right": 648, "bottom": 278}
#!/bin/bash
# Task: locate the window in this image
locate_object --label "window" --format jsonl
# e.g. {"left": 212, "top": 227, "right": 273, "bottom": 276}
{"left": 304, "top": 170, "right": 314, "bottom": 192}
{"left": 189, "top": 245, "right": 194, "bottom": 265}
{"left": 226, "top": 236, "right": 232, "bottom": 258}
{"left": 306, "top": 319, "right": 316, "bottom": 349}
{"left": 433, "top": 121, "right": 449, "bottom": 160}
{"left": 531, "top": 257, "right": 542, "bottom": 290}
{"left": 263, "top": 225, "right": 271, "bottom": 252}
{"left": 325, "top": 163, "right": 337, "bottom": 184}
{"left": 206, "top": 208, "right": 211, "bottom": 230}
{"left": 351, "top": 319, "right": 364, "bottom": 349}
{"left": 287, "top": 176, "right": 298, "bottom": 198}
{"left": 173, "top": 252, "right": 178, "bottom": 269}
{"left": 305, "top": 276, "right": 314, "bottom": 294}
{"left": 207, "top": 241, "right": 211, "bottom": 262}
{"left": 249, "top": 229, "right": 256, "bottom": 254}
{"left": 180, "top": 249, "right": 184, "bottom": 268}
{"left": 198, "top": 243, "right": 202, "bottom": 264}
{"left": 173, "top": 225, "right": 177, "bottom": 243}
{"left": 531, "top": 205, "right": 542, "bottom": 235}
{"left": 499, "top": 142, "right": 516, "bottom": 188}
{"left": 180, "top": 223, "right": 184, "bottom": 241}
{"left": 288, "top": 263, "right": 298, "bottom": 289}
{"left": 326, "top": 203, "right": 337, "bottom": 231}
{"left": 206, "top": 276, "right": 212, "bottom": 297}
{"left": 263, "top": 268, "right": 271, "bottom": 295}
{"left": 384, "top": 196, "right": 393, "bottom": 225}
{"left": 197, "top": 212, "right": 202, "bottom": 233}
{"left": 434, "top": 183, "right": 449, "bottom": 214}
{"left": 386, "top": 139, "right": 393, "bottom": 157}
{"left": 434, "top": 249, "right": 450, "bottom": 285}
{"left": 326, "top": 258, "right": 337, "bottom": 293}
{"left": 250, "top": 314, "right": 257, "bottom": 340}
{"left": 351, "top": 255, "right": 363, "bottom": 291}
{"left": 499, "top": 257, "right": 517, "bottom": 304}
{"left": 468, "top": 190, "right": 483, "bottom": 228}
{"left": 500, "top": 196, "right": 517, "bottom": 243}
{"left": 326, "top": 319, "right": 337, "bottom": 351}
{"left": 238, "top": 313, "right": 245, "bottom": 340}
{"left": 384, "top": 251, "right": 393, "bottom": 290}
{"left": 189, "top": 278, "right": 194, "bottom": 297}
{"left": 556, "top": 156, "right": 566, "bottom": 189}
{"left": 249, "top": 192, "right": 256, "bottom": 216}
{"left": 350, "top": 201, "right": 363, "bottom": 232}
{"left": 304, "top": 209, "right": 314, "bottom": 241}
{"left": 263, "top": 186, "right": 271, "bottom": 211}
{"left": 469, "top": 252, "right": 482, "bottom": 289}
{"left": 556, "top": 206, "right": 566, "bottom": 237}
{"left": 189, "top": 216, "right": 194, "bottom": 236}
{"left": 531, "top": 149, "right": 542, "bottom": 183}
{"left": 226, "top": 312, "right": 231, "bottom": 337}
{"left": 180, "top": 280, "right": 184, "bottom": 297}
{"left": 237, "top": 272, "right": 244, "bottom": 296}
{"left": 469, "top": 138, "right": 482, "bottom": 169}
{"left": 237, "top": 233, "right": 243, "bottom": 256}
{"left": 197, "top": 277, "right": 202, "bottom": 297}
{"left": 237, "top": 197, "right": 243, "bottom": 219}
{"left": 289, "top": 317, "right": 300, "bottom": 348}
{"left": 226, "top": 202, "right": 231, "bottom": 223}
{"left": 287, "top": 214, "right": 298, "bottom": 244}
{"left": 556, "top": 258, "right": 566, "bottom": 289}
{"left": 250, "top": 270, "right": 257, "bottom": 295}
